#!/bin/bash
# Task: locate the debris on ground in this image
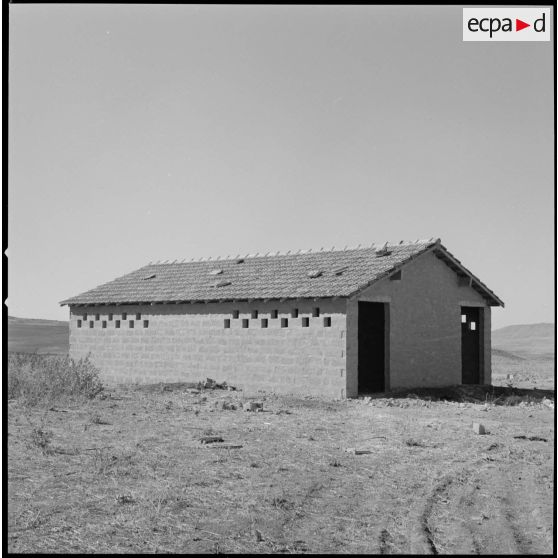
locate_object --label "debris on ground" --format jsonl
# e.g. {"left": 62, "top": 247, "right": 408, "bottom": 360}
{"left": 345, "top": 448, "right": 373, "bottom": 455}
{"left": 513, "top": 435, "right": 548, "bottom": 442}
{"left": 213, "top": 400, "right": 239, "bottom": 411}
{"left": 208, "top": 443, "right": 243, "bottom": 450}
{"left": 472, "top": 423, "right": 486, "bottom": 435}
{"left": 197, "top": 378, "right": 236, "bottom": 391}
{"left": 199, "top": 436, "right": 225, "bottom": 444}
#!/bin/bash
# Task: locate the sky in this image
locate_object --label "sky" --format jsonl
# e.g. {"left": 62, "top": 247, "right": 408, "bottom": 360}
{"left": 8, "top": 4, "right": 554, "bottom": 328}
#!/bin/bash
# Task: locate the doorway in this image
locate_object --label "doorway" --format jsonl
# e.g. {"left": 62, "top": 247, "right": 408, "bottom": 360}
{"left": 358, "top": 302, "right": 387, "bottom": 393}
{"left": 461, "top": 306, "right": 481, "bottom": 384}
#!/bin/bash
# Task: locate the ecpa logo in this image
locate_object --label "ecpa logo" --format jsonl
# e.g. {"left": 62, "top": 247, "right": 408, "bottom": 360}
{"left": 463, "top": 8, "right": 551, "bottom": 41}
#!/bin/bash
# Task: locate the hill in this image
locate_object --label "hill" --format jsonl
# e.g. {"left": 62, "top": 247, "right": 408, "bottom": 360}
{"left": 492, "top": 323, "right": 554, "bottom": 359}
{"left": 8, "top": 316, "right": 69, "bottom": 355}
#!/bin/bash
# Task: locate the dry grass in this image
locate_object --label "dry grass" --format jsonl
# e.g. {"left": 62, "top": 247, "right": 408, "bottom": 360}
{"left": 7, "top": 360, "right": 554, "bottom": 554}
{"left": 7, "top": 353, "right": 103, "bottom": 406}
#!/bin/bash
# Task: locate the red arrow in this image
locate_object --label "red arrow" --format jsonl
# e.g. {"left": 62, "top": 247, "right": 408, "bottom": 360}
{"left": 516, "top": 19, "right": 530, "bottom": 31}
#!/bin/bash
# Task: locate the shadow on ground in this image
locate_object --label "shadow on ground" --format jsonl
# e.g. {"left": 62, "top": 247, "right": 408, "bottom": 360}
{"left": 364, "top": 385, "right": 554, "bottom": 405}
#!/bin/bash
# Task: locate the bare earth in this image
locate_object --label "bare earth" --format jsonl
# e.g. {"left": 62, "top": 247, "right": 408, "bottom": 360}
{"left": 7, "top": 360, "right": 554, "bottom": 554}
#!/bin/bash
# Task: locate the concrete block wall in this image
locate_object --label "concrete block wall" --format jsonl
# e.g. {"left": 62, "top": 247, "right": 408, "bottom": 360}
{"left": 69, "top": 299, "right": 347, "bottom": 398}
{"left": 345, "top": 250, "right": 492, "bottom": 396}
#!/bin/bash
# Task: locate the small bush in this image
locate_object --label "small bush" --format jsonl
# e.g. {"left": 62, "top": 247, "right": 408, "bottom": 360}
{"left": 7, "top": 353, "right": 103, "bottom": 406}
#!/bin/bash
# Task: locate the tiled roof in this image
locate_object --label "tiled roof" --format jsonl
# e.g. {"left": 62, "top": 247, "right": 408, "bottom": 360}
{"left": 59, "top": 239, "right": 504, "bottom": 307}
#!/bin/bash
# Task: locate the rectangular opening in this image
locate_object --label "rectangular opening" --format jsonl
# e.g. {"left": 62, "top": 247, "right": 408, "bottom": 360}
{"left": 143, "top": 320, "right": 149, "bottom": 328}
{"left": 115, "top": 320, "right": 121, "bottom": 329}
{"left": 89, "top": 321, "right": 94, "bottom": 328}
{"left": 291, "top": 308, "right": 299, "bottom": 318}
{"left": 312, "top": 307, "right": 320, "bottom": 317}
{"left": 461, "top": 306, "right": 482, "bottom": 384}
{"left": 224, "top": 318, "right": 231, "bottom": 329}
{"left": 358, "top": 302, "right": 387, "bottom": 394}
{"left": 323, "top": 317, "right": 331, "bottom": 327}
{"left": 261, "top": 318, "right": 268, "bottom": 328}
{"left": 77, "top": 320, "right": 82, "bottom": 328}
{"left": 102, "top": 321, "right": 107, "bottom": 329}
{"left": 271, "top": 310, "right": 278, "bottom": 319}
{"left": 108, "top": 313, "right": 113, "bottom": 321}
{"left": 122, "top": 312, "right": 127, "bottom": 320}
{"left": 251, "top": 310, "right": 258, "bottom": 319}
{"left": 281, "top": 318, "right": 288, "bottom": 328}
{"left": 136, "top": 313, "right": 141, "bottom": 320}
{"left": 129, "top": 320, "right": 134, "bottom": 328}
{"left": 232, "top": 310, "right": 240, "bottom": 319}
{"left": 83, "top": 313, "right": 87, "bottom": 320}
{"left": 95, "top": 314, "right": 100, "bottom": 321}
{"left": 302, "top": 317, "right": 310, "bottom": 327}
{"left": 242, "top": 319, "right": 249, "bottom": 328}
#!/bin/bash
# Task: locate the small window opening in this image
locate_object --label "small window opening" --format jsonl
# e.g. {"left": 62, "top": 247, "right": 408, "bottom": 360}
{"left": 291, "top": 308, "right": 299, "bottom": 318}
{"left": 232, "top": 310, "right": 240, "bottom": 319}
{"left": 224, "top": 319, "right": 231, "bottom": 329}
{"left": 122, "top": 312, "right": 127, "bottom": 320}
{"left": 115, "top": 320, "right": 121, "bottom": 328}
{"left": 461, "top": 314, "right": 467, "bottom": 323}
{"left": 281, "top": 318, "right": 289, "bottom": 328}
{"left": 89, "top": 321, "right": 94, "bottom": 328}
{"left": 108, "top": 313, "right": 113, "bottom": 321}
{"left": 302, "top": 317, "right": 310, "bottom": 327}
{"left": 271, "top": 310, "right": 278, "bottom": 319}
{"left": 251, "top": 310, "right": 258, "bottom": 319}
{"left": 102, "top": 321, "right": 107, "bottom": 329}
{"left": 136, "top": 313, "right": 141, "bottom": 320}
{"left": 83, "top": 313, "right": 87, "bottom": 320}
{"left": 77, "top": 320, "right": 82, "bottom": 328}
{"left": 129, "top": 320, "right": 134, "bottom": 328}
{"left": 390, "top": 270, "right": 402, "bottom": 281}
{"left": 95, "top": 314, "right": 100, "bottom": 321}
{"left": 470, "top": 322, "right": 476, "bottom": 331}
{"left": 323, "top": 317, "right": 332, "bottom": 327}
{"left": 143, "top": 320, "right": 149, "bottom": 328}
{"left": 242, "top": 319, "right": 249, "bottom": 328}
{"left": 312, "top": 307, "right": 320, "bottom": 317}
{"left": 261, "top": 318, "right": 268, "bottom": 328}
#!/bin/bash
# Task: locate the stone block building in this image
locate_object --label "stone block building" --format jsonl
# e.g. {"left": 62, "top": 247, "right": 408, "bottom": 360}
{"left": 60, "top": 238, "right": 503, "bottom": 398}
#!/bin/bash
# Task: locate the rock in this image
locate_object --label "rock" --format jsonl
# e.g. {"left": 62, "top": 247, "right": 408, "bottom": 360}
{"left": 472, "top": 423, "right": 486, "bottom": 435}
{"left": 244, "top": 401, "right": 263, "bottom": 412}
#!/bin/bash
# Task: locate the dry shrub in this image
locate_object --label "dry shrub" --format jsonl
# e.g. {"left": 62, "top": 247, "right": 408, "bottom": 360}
{"left": 7, "top": 353, "right": 103, "bottom": 406}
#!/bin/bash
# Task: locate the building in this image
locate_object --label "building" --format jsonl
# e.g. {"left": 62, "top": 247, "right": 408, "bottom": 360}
{"left": 60, "top": 238, "right": 504, "bottom": 398}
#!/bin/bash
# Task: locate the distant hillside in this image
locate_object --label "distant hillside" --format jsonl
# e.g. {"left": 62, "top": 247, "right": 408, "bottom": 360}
{"left": 492, "top": 323, "right": 554, "bottom": 359}
{"left": 8, "top": 316, "right": 69, "bottom": 355}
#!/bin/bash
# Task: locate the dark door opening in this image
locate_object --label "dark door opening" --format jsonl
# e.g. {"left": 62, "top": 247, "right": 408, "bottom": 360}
{"left": 461, "top": 306, "right": 481, "bottom": 384}
{"left": 358, "top": 302, "right": 387, "bottom": 393}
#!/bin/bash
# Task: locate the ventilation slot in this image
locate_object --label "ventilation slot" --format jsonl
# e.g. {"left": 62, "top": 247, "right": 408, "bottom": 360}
{"left": 115, "top": 320, "right": 121, "bottom": 329}
{"left": 271, "top": 310, "right": 278, "bottom": 319}
{"left": 242, "top": 319, "right": 249, "bottom": 328}
{"left": 302, "top": 317, "right": 310, "bottom": 327}
{"left": 251, "top": 310, "right": 258, "bottom": 319}
{"left": 281, "top": 318, "right": 289, "bottom": 328}
{"left": 143, "top": 320, "right": 149, "bottom": 328}
{"left": 323, "top": 317, "right": 332, "bottom": 327}
{"left": 224, "top": 319, "right": 231, "bottom": 329}
{"left": 102, "top": 321, "right": 107, "bottom": 329}
{"left": 291, "top": 308, "right": 299, "bottom": 318}
{"left": 232, "top": 310, "right": 240, "bottom": 319}
{"left": 261, "top": 318, "right": 268, "bottom": 328}
{"left": 129, "top": 320, "right": 134, "bottom": 328}
{"left": 77, "top": 320, "right": 82, "bottom": 328}
{"left": 312, "top": 307, "right": 320, "bottom": 317}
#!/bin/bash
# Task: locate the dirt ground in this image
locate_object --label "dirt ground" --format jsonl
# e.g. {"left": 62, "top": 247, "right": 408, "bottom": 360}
{"left": 7, "top": 370, "right": 554, "bottom": 554}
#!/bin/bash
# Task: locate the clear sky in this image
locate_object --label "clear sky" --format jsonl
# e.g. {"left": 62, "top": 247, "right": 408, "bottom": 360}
{"left": 8, "top": 4, "right": 554, "bottom": 328}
